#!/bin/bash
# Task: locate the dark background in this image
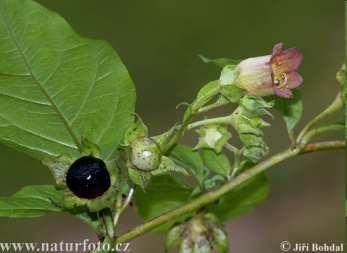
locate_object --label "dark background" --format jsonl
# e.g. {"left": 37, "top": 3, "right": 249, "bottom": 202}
{"left": 0, "top": 1, "right": 344, "bottom": 252}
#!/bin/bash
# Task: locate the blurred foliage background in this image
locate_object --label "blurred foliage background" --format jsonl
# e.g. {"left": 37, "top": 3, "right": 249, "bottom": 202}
{"left": 0, "top": 0, "right": 344, "bottom": 252}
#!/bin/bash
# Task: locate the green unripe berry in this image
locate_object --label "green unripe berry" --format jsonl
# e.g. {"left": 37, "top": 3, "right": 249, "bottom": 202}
{"left": 130, "top": 137, "right": 162, "bottom": 171}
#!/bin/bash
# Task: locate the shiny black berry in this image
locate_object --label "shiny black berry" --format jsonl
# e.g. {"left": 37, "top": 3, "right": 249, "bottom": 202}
{"left": 66, "top": 156, "right": 111, "bottom": 199}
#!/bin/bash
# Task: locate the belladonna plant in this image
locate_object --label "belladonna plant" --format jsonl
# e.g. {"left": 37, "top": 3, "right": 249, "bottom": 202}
{"left": 0, "top": 1, "right": 344, "bottom": 253}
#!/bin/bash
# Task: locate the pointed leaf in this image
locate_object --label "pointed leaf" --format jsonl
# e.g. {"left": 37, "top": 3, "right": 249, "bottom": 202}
{"left": 0, "top": 185, "right": 63, "bottom": 218}
{"left": 0, "top": 0, "right": 136, "bottom": 160}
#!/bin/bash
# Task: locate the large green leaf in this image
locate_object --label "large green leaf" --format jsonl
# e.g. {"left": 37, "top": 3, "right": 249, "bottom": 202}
{"left": 208, "top": 174, "right": 269, "bottom": 221}
{"left": 0, "top": 0, "right": 136, "bottom": 160}
{"left": 198, "top": 55, "right": 240, "bottom": 68}
{"left": 134, "top": 175, "right": 192, "bottom": 231}
{"left": 0, "top": 185, "right": 63, "bottom": 218}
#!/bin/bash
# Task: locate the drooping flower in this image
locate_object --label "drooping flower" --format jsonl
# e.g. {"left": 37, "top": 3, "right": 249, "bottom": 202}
{"left": 234, "top": 43, "right": 303, "bottom": 98}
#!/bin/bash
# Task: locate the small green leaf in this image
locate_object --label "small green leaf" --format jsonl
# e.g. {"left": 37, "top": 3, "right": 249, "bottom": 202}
{"left": 240, "top": 95, "right": 274, "bottom": 116}
{"left": 192, "top": 81, "right": 220, "bottom": 111}
{"left": 201, "top": 149, "right": 231, "bottom": 177}
{"left": 128, "top": 166, "right": 151, "bottom": 189}
{"left": 195, "top": 125, "right": 231, "bottom": 153}
{"left": 220, "top": 85, "right": 245, "bottom": 103}
{"left": 0, "top": 0, "right": 136, "bottom": 160}
{"left": 123, "top": 117, "right": 148, "bottom": 146}
{"left": 134, "top": 175, "right": 192, "bottom": 232}
{"left": 219, "top": 65, "right": 238, "bottom": 86}
{"left": 198, "top": 55, "right": 240, "bottom": 68}
{"left": 0, "top": 185, "right": 63, "bottom": 218}
{"left": 229, "top": 96, "right": 273, "bottom": 162}
{"left": 208, "top": 174, "right": 269, "bottom": 221}
{"left": 151, "top": 156, "right": 188, "bottom": 177}
{"left": 170, "top": 144, "right": 208, "bottom": 185}
{"left": 274, "top": 90, "right": 303, "bottom": 133}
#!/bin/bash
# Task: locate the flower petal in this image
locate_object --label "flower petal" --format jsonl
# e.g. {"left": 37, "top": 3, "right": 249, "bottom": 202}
{"left": 272, "top": 43, "right": 283, "bottom": 56}
{"left": 286, "top": 72, "right": 303, "bottom": 89}
{"left": 273, "top": 86, "right": 292, "bottom": 98}
{"left": 271, "top": 47, "right": 303, "bottom": 72}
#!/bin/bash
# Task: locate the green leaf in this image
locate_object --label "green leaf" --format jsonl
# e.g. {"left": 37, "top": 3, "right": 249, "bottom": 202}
{"left": 201, "top": 149, "right": 231, "bottom": 177}
{"left": 134, "top": 175, "right": 192, "bottom": 231}
{"left": 230, "top": 113, "right": 269, "bottom": 162}
{"left": 0, "top": 0, "right": 136, "bottom": 160}
{"left": 151, "top": 156, "right": 189, "bottom": 177}
{"left": 208, "top": 174, "right": 269, "bottom": 221}
{"left": 220, "top": 85, "right": 245, "bottom": 103}
{"left": 170, "top": 144, "right": 208, "bottom": 185}
{"left": 198, "top": 55, "right": 240, "bottom": 68}
{"left": 274, "top": 90, "right": 303, "bottom": 133}
{"left": 240, "top": 95, "right": 274, "bottom": 116}
{"left": 192, "top": 80, "right": 220, "bottom": 111}
{"left": 0, "top": 185, "right": 63, "bottom": 218}
{"left": 123, "top": 116, "right": 148, "bottom": 146}
{"left": 219, "top": 65, "right": 238, "bottom": 86}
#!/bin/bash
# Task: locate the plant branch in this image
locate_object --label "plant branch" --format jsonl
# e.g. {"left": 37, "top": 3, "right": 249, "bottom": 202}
{"left": 115, "top": 140, "right": 345, "bottom": 243}
{"left": 161, "top": 83, "right": 221, "bottom": 152}
{"left": 187, "top": 115, "right": 233, "bottom": 130}
{"left": 300, "top": 124, "right": 344, "bottom": 145}
{"left": 198, "top": 97, "right": 229, "bottom": 114}
{"left": 297, "top": 93, "right": 343, "bottom": 142}
{"left": 113, "top": 189, "right": 134, "bottom": 229}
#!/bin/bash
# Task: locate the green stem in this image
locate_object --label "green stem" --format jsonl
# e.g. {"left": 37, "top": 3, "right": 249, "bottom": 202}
{"left": 113, "top": 192, "right": 123, "bottom": 228}
{"left": 103, "top": 210, "right": 115, "bottom": 240}
{"left": 297, "top": 93, "right": 343, "bottom": 142}
{"left": 301, "top": 124, "right": 344, "bottom": 145}
{"left": 113, "top": 189, "right": 134, "bottom": 230}
{"left": 161, "top": 84, "right": 221, "bottom": 153}
{"left": 187, "top": 115, "right": 233, "bottom": 130}
{"left": 198, "top": 97, "right": 229, "bottom": 113}
{"left": 115, "top": 140, "right": 345, "bottom": 244}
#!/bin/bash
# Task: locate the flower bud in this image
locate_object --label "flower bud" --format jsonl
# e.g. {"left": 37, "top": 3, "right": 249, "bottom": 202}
{"left": 166, "top": 213, "right": 228, "bottom": 253}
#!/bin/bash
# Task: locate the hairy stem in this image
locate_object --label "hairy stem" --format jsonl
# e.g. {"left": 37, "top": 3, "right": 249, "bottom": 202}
{"left": 297, "top": 93, "right": 343, "bottom": 142}
{"left": 198, "top": 97, "right": 229, "bottom": 113}
{"left": 115, "top": 140, "right": 345, "bottom": 243}
{"left": 187, "top": 115, "right": 233, "bottom": 130}
{"left": 161, "top": 84, "right": 220, "bottom": 152}
{"left": 301, "top": 124, "right": 344, "bottom": 145}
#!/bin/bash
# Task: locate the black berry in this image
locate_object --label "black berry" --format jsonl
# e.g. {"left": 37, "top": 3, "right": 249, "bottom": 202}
{"left": 66, "top": 156, "right": 111, "bottom": 199}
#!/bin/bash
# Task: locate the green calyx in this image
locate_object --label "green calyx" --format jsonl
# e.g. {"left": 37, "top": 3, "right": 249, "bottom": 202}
{"left": 166, "top": 213, "right": 228, "bottom": 253}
